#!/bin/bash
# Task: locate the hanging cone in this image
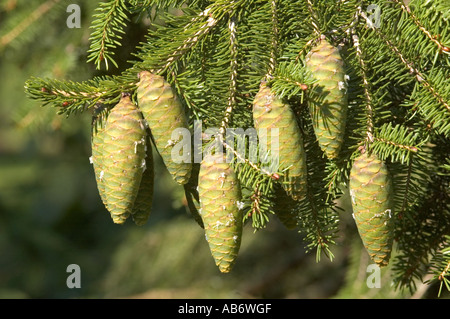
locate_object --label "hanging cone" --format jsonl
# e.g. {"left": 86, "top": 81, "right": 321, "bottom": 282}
{"left": 131, "top": 132, "right": 154, "bottom": 226}
{"left": 305, "top": 37, "right": 348, "bottom": 159}
{"left": 198, "top": 153, "right": 243, "bottom": 273}
{"left": 252, "top": 82, "right": 307, "bottom": 201}
{"left": 136, "top": 71, "right": 192, "bottom": 185}
{"left": 101, "top": 94, "right": 147, "bottom": 224}
{"left": 349, "top": 151, "right": 394, "bottom": 267}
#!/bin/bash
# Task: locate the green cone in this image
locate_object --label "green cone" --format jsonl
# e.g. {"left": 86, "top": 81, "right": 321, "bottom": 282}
{"left": 198, "top": 153, "right": 243, "bottom": 273}
{"left": 252, "top": 82, "right": 307, "bottom": 201}
{"left": 349, "top": 151, "right": 394, "bottom": 267}
{"left": 306, "top": 37, "right": 348, "bottom": 159}
{"left": 131, "top": 132, "right": 154, "bottom": 226}
{"left": 136, "top": 71, "right": 192, "bottom": 185}
{"left": 102, "top": 94, "right": 147, "bottom": 224}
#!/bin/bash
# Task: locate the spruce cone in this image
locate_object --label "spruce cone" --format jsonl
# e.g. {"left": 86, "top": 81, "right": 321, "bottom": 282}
{"left": 306, "top": 37, "right": 348, "bottom": 159}
{"left": 198, "top": 153, "right": 243, "bottom": 273}
{"left": 349, "top": 151, "right": 394, "bottom": 267}
{"left": 101, "top": 94, "right": 147, "bottom": 224}
{"left": 136, "top": 71, "right": 192, "bottom": 185}
{"left": 253, "top": 82, "right": 307, "bottom": 201}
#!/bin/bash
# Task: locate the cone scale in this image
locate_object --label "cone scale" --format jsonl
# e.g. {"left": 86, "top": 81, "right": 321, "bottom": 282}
{"left": 306, "top": 37, "right": 348, "bottom": 159}
{"left": 137, "top": 71, "right": 192, "bottom": 185}
{"left": 198, "top": 153, "right": 243, "bottom": 273}
{"left": 252, "top": 82, "right": 307, "bottom": 201}
{"left": 349, "top": 151, "right": 394, "bottom": 267}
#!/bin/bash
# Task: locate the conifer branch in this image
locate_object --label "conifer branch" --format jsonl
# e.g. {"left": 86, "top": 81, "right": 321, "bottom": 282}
{"left": 359, "top": 10, "right": 450, "bottom": 116}
{"left": 216, "top": 3, "right": 279, "bottom": 181}
{"left": 217, "top": 10, "right": 265, "bottom": 178}
{"left": 305, "top": 0, "right": 321, "bottom": 37}
{"left": 303, "top": 192, "right": 335, "bottom": 262}
{"left": 294, "top": 37, "right": 318, "bottom": 63}
{"left": 128, "top": 0, "right": 197, "bottom": 12}
{"left": 383, "top": 36, "right": 449, "bottom": 113}
{"left": 243, "top": 185, "right": 273, "bottom": 230}
{"left": 392, "top": 149, "right": 449, "bottom": 291}
{"left": 267, "top": 0, "right": 279, "bottom": 76}
{"left": 219, "top": 12, "right": 238, "bottom": 139}
{"left": 296, "top": 127, "right": 340, "bottom": 262}
{"left": 225, "top": 129, "right": 279, "bottom": 180}
{"left": 154, "top": 7, "right": 218, "bottom": 74}
{"left": 399, "top": 158, "right": 413, "bottom": 219}
{"left": 87, "top": 0, "right": 130, "bottom": 70}
{"left": 351, "top": 29, "right": 375, "bottom": 146}
{"left": 144, "top": 1, "right": 251, "bottom": 75}
{"left": 372, "top": 137, "right": 417, "bottom": 155}
{"left": 24, "top": 76, "right": 134, "bottom": 116}
{"left": 268, "top": 61, "right": 312, "bottom": 100}
{"left": 370, "top": 123, "right": 425, "bottom": 164}
{"left": 437, "top": 257, "right": 450, "bottom": 296}
{"left": 391, "top": 0, "right": 450, "bottom": 54}
{"left": 20, "top": 0, "right": 450, "bottom": 291}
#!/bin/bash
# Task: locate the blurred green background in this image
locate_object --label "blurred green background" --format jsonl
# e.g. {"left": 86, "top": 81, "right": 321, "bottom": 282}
{"left": 0, "top": 0, "right": 444, "bottom": 299}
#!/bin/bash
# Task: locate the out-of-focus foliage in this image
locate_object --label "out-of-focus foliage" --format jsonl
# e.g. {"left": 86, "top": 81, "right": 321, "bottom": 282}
{"left": 0, "top": 0, "right": 447, "bottom": 299}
